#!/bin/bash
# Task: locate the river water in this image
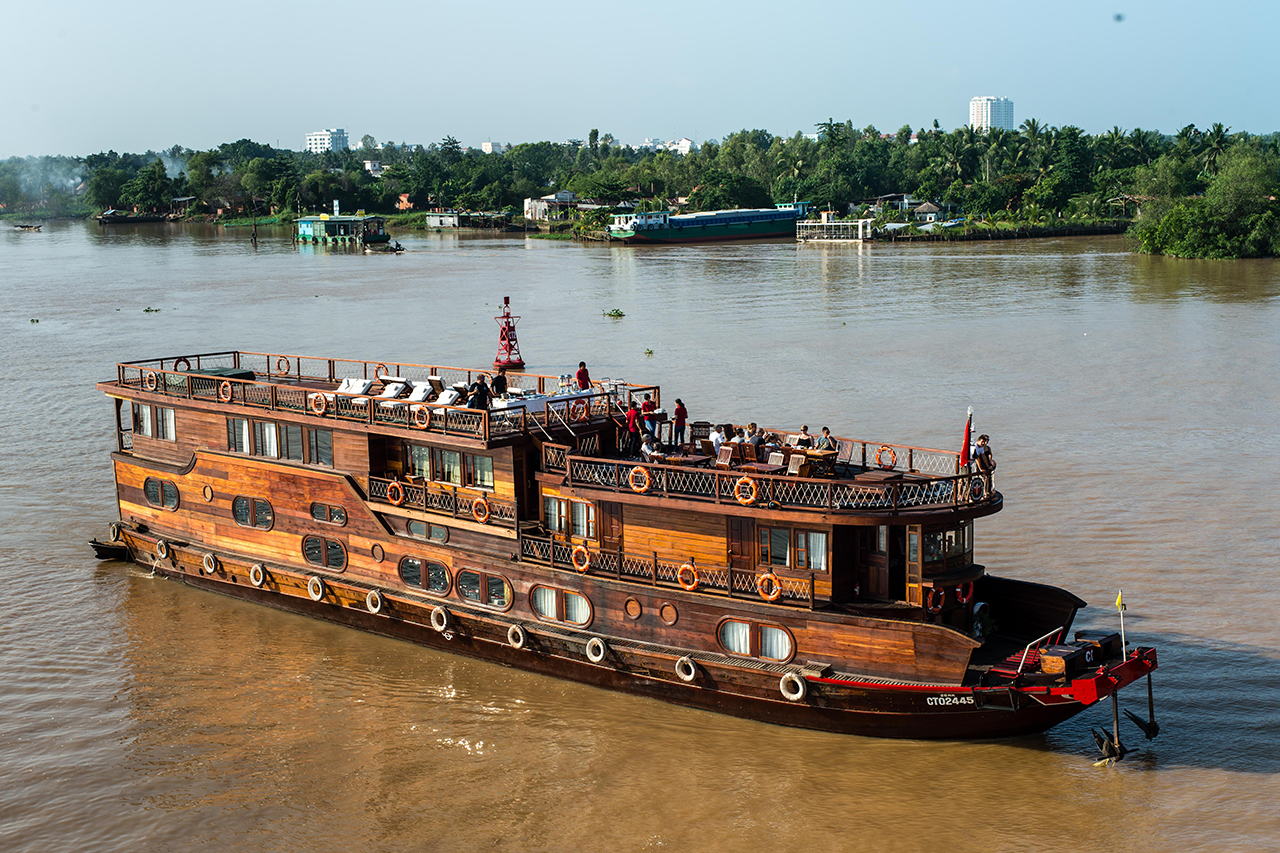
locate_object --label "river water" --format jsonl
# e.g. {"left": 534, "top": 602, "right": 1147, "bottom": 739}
{"left": 2, "top": 222, "right": 1278, "bottom": 852}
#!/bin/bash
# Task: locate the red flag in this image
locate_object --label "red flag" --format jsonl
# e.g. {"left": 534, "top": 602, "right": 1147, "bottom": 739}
{"left": 959, "top": 410, "right": 973, "bottom": 467}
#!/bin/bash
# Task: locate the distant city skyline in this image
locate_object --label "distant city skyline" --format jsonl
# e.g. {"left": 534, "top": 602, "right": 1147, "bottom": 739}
{"left": 969, "top": 97, "right": 1015, "bottom": 133}
{"left": 3, "top": 1, "right": 1277, "bottom": 156}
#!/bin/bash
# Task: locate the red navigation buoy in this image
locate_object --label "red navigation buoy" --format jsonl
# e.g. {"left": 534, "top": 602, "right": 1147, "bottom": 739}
{"left": 493, "top": 296, "right": 525, "bottom": 369}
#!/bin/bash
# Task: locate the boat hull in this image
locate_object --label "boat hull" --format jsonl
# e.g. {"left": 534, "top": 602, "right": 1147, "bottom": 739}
{"left": 119, "top": 531, "right": 1133, "bottom": 740}
{"left": 614, "top": 220, "right": 796, "bottom": 245}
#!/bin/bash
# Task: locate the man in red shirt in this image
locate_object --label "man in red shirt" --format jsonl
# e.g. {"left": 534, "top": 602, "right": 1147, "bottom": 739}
{"left": 575, "top": 361, "right": 591, "bottom": 390}
{"left": 624, "top": 400, "right": 641, "bottom": 457}
{"left": 640, "top": 393, "right": 657, "bottom": 438}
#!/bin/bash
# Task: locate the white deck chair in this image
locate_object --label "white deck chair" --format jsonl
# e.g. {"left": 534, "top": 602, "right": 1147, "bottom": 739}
{"left": 352, "top": 381, "right": 405, "bottom": 407}
{"left": 311, "top": 377, "right": 373, "bottom": 408}
{"left": 381, "top": 381, "right": 432, "bottom": 411}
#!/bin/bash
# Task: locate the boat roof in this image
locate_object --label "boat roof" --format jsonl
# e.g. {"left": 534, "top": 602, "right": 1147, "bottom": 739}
{"left": 297, "top": 214, "right": 385, "bottom": 223}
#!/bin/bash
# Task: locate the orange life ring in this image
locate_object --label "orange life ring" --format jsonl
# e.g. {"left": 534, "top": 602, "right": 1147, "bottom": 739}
{"left": 275, "top": 356, "right": 290, "bottom": 374}
{"left": 875, "top": 445, "right": 897, "bottom": 469}
{"left": 412, "top": 406, "right": 432, "bottom": 429}
{"left": 143, "top": 371, "right": 158, "bottom": 391}
{"left": 757, "top": 572, "right": 783, "bottom": 602}
{"left": 386, "top": 481, "right": 405, "bottom": 506}
{"left": 374, "top": 363, "right": 390, "bottom": 379}
{"left": 571, "top": 544, "right": 591, "bottom": 573}
{"left": 734, "top": 476, "right": 758, "bottom": 506}
{"left": 956, "top": 582, "right": 974, "bottom": 605}
{"left": 217, "top": 380, "right": 233, "bottom": 403}
{"left": 926, "top": 587, "right": 944, "bottom": 614}
{"left": 173, "top": 357, "right": 191, "bottom": 372}
{"left": 677, "top": 563, "right": 699, "bottom": 591}
{"left": 310, "top": 393, "right": 328, "bottom": 415}
{"left": 629, "top": 466, "right": 651, "bottom": 494}
{"left": 472, "top": 497, "right": 490, "bottom": 524}
{"left": 569, "top": 398, "right": 589, "bottom": 422}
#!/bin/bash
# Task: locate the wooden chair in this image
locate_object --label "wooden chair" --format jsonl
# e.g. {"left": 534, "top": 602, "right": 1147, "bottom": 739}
{"left": 691, "top": 421, "right": 712, "bottom": 443}
{"left": 786, "top": 453, "right": 808, "bottom": 477}
{"left": 740, "top": 443, "right": 757, "bottom": 463}
{"left": 715, "top": 445, "right": 736, "bottom": 470}
{"left": 768, "top": 451, "right": 785, "bottom": 466}
{"left": 699, "top": 439, "right": 716, "bottom": 457}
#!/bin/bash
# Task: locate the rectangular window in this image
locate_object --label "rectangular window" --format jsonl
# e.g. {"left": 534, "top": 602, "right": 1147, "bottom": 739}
{"left": 466, "top": 455, "right": 494, "bottom": 489}
{"left": 156, "top": 407, "right": 175, "bottom": 441}
{"left": 571, "top": 502, "right": 596, "bottom": 539}
{"left": 797, "top": 530, "right": 827, "bottom": 572}
{"left": 432, "top": 448, "right": 461, "bottom": 485}
{"left": 253, "top": 421, "right": 279, "bottom": 458}
{"left": 409, "top": 445, "right": 431, "bottom": 478}
{"left": 759, "top": 527, "right": 791, "bottom": 567}
{"left": 281, "top": 424, "right": 304, "bottom": 461}
{"left": 308, "top": 429, "right": 333, "bottom": 467}
{"left": 227, "top": 418, "right": 250, "bottom": 453}
{"left": 133, "top": 403, "right": 153, "bottom": 438}
{"left": 544, "top": 496, "right": 568, "bottom": 534}
{"left": 876, "top": 525, "right": 888, "bottom": 555}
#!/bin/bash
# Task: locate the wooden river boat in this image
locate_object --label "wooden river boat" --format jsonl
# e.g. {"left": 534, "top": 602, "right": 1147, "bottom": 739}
{"left": 96, "top": 350, "right": 1159, "bottom": 743}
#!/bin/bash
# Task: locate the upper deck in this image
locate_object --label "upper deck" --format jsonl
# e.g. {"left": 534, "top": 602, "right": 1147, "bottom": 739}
{"left": 100, "top": 349, "right": 999, "bottom": 519}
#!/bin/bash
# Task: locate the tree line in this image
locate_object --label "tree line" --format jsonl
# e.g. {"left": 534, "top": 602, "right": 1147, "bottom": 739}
{"left": 2, "top": 120, "right": 1278, "bottom": 258}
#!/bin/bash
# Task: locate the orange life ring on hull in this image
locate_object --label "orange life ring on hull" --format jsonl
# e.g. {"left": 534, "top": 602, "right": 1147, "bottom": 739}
{"left": 173, "top": 357, "right": 191, "bottom": 372}
{"left": 412, "top": 406, "right": 432, "bottom": 429}
{"left": 310, "top": 393, "right": 328, "bottom": 415}
{"left": 926, "top": 587, "right": 944, "bottom": 614}
{"left": 143, "top": 371, "right": 158, "bottom": 391}
{"left": 472, "top": 497, "right": 490, "bottom": 524}
{"left": 734, "top": 476, "right": 758, "bottom": 506}
{"left": 571, "top": 545, "right": 591, "bottom": 573}
{"left": 875, "top": 445, "right": 897, "bottom": 469}
{"left": 757, "top": 572, "right": 783, "bottom": 603}
{"left": 217, "top": 380, "right": 233, "bottom": 403}
{"left": 569, "top": 398, "right": 589, "bottom": 422}
{"left": 275, "top": 356, "right": 290, "bottom": 374}
{"left": 629, "top": 466, "right": 651, "bottom": 494}
{"left": 677, "top": 563, "right": 699, "bottom": 591}
{"left": 956, "top": 582, "right": 974, "bottom": 605}
{"left": 386, "top": 481, "right": 405, "bottom": 506}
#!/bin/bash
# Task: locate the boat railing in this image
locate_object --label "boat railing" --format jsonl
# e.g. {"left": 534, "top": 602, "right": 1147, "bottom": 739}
{"left": 541, "top": 447, "right": 991, "bottom": 514}
{"left": 1016, "top": 627, "right": 1067, "bottom": 674}
{"left": 368, "top": 475, "right": 518, "bottom": 528}
{"left": 519, "top": 534, "right": 815, "bottom": 607}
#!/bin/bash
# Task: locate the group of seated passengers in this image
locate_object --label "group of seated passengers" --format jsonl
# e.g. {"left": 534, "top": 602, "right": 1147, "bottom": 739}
{"left": 708, "top": 423, "right": 838, "bottom": 455}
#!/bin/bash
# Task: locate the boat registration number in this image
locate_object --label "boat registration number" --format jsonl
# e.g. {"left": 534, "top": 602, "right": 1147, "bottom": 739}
{"left": 926, "top": 694, "right": 975, "bottom": 707}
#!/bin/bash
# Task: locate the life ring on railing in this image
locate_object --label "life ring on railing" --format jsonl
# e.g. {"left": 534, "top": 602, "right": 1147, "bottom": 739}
{"left": 249, "top": 563, "right": 267, "bottom": 588}
{"left": 472, "top": 497, "right": 490, "bottom": 524}
{"left": 365, "top": 589, "right": 383, "bottom": 614}
{"left": 675, "top": 655, "right": 699, "bottom": 683}
{"left": 412, "top": 406, "right": 432, "bottom": 429}
{"left": 677, "top": 563, "right": 699, "bottom": 591}
{"left": 508, "top": 624, "right": 527, "bottom": 650}
{"left": 757, "top": 572, "right": 783, "bottom": 603}
{"left": 571, "top": 544, "right": 591, "bottom": 573}
{"left": 310, "top": 393, "right": 328, "bottom": 415}
{"left": 275, "top": 356, "right": 290, "bottom": 374}
{"left": 734, "top": 476, "right": 758, "bottom": 506}
{"left": 202, "top": 552, "right": 218, "bottom": 574}
{"left": 875, "top": 445, "right": 897, "bottom": 469}
{"left": 970, "top": 477, "right": 986, "bottom": 500}
{"left": 307, "top": 576, "right": 326, "bottom": 601}
{"left": 155, "top": 539, "right": 169, "bottom": 560}
{"left": 956, "top": 582, "right": 974, "bottom": 605}
{"left": 629, "top": 465, "right": 651, "bottom": 494}
{"left": 217, "top": 380, "right": 233, "bottom": 403}
{"left": 926, "top": 587, "right": 944, "bottom": 614}
{"left": 374, "top": 363, "right": 390, "bottom": 380}
{"left": 143, "top": 371, "right": 158, "bottom": 391}
{"left": 569, "top": 398, "right": 589, "bottom": 422}
{"left": 173, "top": 357, "right": 191, "bottom": 372}
{"left": 779, "top": 672, "right": 808, "bottom": 702}
{"left": 385, "top": 481, "right": 405, "bottom": 506}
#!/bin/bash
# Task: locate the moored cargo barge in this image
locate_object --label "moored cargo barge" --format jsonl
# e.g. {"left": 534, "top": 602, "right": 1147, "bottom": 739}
{"left": 96, "top": 350, "right": 1158, "bottom": 741}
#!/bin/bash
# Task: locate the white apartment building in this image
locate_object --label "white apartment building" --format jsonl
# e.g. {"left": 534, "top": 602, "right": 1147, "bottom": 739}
{"left": 968, "top": 97, "right": 1014, "bottom": 132}
{"left": 304, "top": 128, "right": 349, "bottom": 153}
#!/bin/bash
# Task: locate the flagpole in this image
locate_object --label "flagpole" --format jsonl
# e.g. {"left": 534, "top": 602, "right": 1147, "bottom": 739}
{"left": 1117, "top": 589, "right": 1127, "bottom": 657}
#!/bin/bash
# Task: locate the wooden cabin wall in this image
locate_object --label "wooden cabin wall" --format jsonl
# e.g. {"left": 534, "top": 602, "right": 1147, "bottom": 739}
{"left": 609, "top": 504, "right": 726, "bottom": 567}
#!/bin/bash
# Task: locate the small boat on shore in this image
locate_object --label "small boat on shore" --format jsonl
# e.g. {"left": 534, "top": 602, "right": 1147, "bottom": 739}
{"left": 607, "top": 206, "right": 801, "bottom": 244}
{"left": 94, "top": 349, "right": 1159, "bottom": 750}
{"left": 14, "top": 224, "right": 42, "bottom": 231}
{"left": 97, "top": 210, "right": 168, "bottom": 224}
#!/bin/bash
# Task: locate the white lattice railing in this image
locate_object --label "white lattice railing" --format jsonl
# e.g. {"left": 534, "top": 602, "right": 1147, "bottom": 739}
{"left": 368, "top": 476, "right": 516, "bottom": 528}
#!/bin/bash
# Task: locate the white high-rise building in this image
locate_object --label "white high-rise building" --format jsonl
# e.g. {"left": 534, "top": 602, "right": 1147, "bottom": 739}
{"left": 304, "top": 128, "right": 349, "bottom": 153}
{"left": 969, "top": 97, "right": 1014, "bottom": 132}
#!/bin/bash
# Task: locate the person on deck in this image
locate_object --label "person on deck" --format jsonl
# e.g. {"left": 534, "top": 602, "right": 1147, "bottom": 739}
{"left": 673, "top": 399, "right": 688, "bottom": 450}
{"left": 795, "top": 425, "right": 814, "bottom": 448}
{"left": 466, "top": 375, "right": 491, "bottom": 410}
{"left": 746, "top": 423, "right": 764, "bottom": 448}
{"left": 625, "top": 400, "right": 642, "bottom": 457}
{"left": 730, "top": 428, "right": 746, "bottom": 443}
{"left": 709, "top": 424, "right": 725, "bottom": 454}
{"left": 575, "top": 361, "right": 591, "bottom": 390}
{"left": 640, "top": 434, "right": 662, "bottom": 463}
{"left": 971, "top": 434, "right": 996, "bottom": 496}
{"left": 815, "top": 426, "right": 838, "bottom": 451}
{"left": 490, "top": 367, "right": 508, "bottom": 398}
{"left": 640, "top": 394, "right": 657, "bottom": 437}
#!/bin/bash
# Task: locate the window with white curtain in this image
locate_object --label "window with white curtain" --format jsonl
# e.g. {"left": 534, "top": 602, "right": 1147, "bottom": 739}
{"left": 532, "top": 586, "right": 557, "bottom": 619}
{"left": 719, "top": 620, "right": 794, "bottom": 661}
{"left": 759, "top": 626, "right": 793, "bottom": 661}
{"left": 253, "top": 421, "right": 279, "bottom": 458}
{"left": 719, "top": 620, "right": 751, "bottom": 655}
{"left": 563, "top": 591, "right": 590, "bottom": 625}
{"left": 531, "top": 586, "right": 593, "bottom": 626}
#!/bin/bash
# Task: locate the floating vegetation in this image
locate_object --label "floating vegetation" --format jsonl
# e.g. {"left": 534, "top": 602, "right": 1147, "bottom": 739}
{"left": 143, "top": 307, "right": 161, "bottom": 313}
{"left": 603, "top": 308, "right": 625, "bottom": 318}
{"left": 30, "top": 318, "right": 39, "bottom": 323}
{"left": 644, "top": 348, "right": 654, "bottom": 356}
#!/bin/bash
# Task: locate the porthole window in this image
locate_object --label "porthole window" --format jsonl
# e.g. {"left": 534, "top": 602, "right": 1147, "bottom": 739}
{"left": 399, "top": 556, "right": 450, "bottom": 594}
{"left": 143, "top": 477, "right": 179, "bottom": 510}
{"left": 232, "top": 496, "right": 273, "bottom": 529}
{"left": 530, "top": 585, "right": 593, "bottom": 626}
{"left": 456, "top": 569, "right": 512, "bottom": 609}
{"left": 717, "top": 619, "right": 794, "bottom": 662}
{"left": 406, "top": 519, "right": 449, "bottom": 543}
{"left": 310, "top": 502, "right": 347, "bottom": 525}
{"left": 303, "top": 535, "right": 346, "bottom": 570}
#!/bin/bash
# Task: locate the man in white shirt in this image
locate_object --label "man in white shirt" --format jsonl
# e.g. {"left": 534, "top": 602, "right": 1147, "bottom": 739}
{"left": 709, "top": 425, "right": 724, "bottom": 454}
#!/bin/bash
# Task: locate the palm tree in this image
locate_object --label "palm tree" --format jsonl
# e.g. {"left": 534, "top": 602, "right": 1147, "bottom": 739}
{"left": 983, "top": 128, "right": 1011, "bottom": 182}
{"left": 1098, "top": 126, "right": 1127, "bottom": 170}
{"left": 1200, "top": 122, "right": 1231, "bottom": 175}
{"left": 1127, "top": 128, "right": 1160, "bottom": 165}
{"left": 1020, "top": 118, "right": 1045, "bottom": 157}
{"left": 934, "top": 130, "right": 972, "bottom": 183}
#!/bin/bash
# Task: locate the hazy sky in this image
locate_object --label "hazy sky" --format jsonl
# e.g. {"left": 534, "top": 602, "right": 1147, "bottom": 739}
{"left": 4, "top": 0, "right": 1275, "bottom": 156}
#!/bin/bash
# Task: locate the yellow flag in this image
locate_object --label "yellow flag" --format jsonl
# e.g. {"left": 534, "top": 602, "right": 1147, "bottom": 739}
{"left": 1115, "top": 590, "right": 1126, "bottom": 611}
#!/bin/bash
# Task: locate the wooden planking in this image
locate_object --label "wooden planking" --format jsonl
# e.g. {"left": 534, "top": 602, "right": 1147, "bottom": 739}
{"left": 622, "top": 504, "right": 728, "bottom": 567}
